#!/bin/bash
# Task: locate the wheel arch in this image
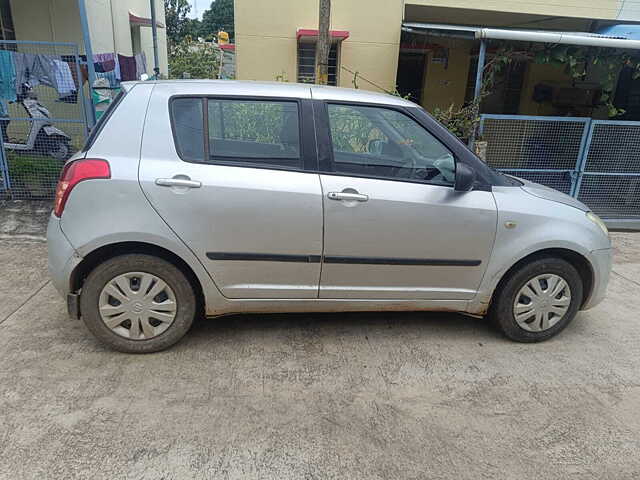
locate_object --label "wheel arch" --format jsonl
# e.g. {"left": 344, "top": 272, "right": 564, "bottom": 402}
{"left": 70, "top": 241, "right": 206, "bottom": 316}
{"left": 492, "top": 248, "right": 594, "bottom": 309}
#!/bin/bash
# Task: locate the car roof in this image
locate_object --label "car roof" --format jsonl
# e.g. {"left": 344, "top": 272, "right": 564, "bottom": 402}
{"left": 124, "top": 79, "right": 417, "bottom": 107}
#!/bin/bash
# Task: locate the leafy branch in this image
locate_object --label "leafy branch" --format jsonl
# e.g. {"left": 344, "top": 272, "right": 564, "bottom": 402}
{"left": 534, "top": 44, "right": 640, "bottom": 117}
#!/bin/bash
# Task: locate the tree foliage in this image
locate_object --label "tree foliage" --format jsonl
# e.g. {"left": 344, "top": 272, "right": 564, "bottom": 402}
{"left": 533, "top": 44, "right": 640, "bottom": 117}
{"left": 164, "top": 0, "right": 234, "bottom": 44}
{"left": 200, "top": 0, "right": 235, "bottom": 39}
{"left": 164, "top": 0, "right": 194, "bottom": 45}
{"left": 168, "top": 39, "right": 220, "bottom": 79}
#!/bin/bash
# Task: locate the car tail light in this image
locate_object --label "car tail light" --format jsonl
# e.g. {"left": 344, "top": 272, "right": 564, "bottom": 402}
{"left": 53, "top": 158, "right": 110, "bottom": 217}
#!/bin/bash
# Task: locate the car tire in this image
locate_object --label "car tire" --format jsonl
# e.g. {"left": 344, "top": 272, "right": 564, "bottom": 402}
{"left": 80, "top": 254, "right": 197, "bottom": 353}
{"left": 488, "top": 256, "right": 584, "bottom": 343}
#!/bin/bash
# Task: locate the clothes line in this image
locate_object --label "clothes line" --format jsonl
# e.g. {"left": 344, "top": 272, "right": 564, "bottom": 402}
{"left": 0, "top": 50, "right": 148, "bottom": 106}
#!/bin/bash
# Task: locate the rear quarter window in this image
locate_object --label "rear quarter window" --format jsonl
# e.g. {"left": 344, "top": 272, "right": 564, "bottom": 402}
{"left": 82, "top": 89, "right": 126, "bottom": 151}
{"left": 171, "top": 98, "right": 205, "bottom": 162}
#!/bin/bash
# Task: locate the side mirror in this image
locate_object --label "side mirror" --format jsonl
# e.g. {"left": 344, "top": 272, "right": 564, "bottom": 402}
{"left": 454, "top": 163, "right": 476, "bottom": 192}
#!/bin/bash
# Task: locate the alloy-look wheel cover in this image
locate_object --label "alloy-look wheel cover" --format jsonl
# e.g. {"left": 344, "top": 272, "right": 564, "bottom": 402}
{"left": 98, "top": 272, "right": 177, "bottom": 340}
{"left": 513, "top": 273, "right": 572, "bottom": 332}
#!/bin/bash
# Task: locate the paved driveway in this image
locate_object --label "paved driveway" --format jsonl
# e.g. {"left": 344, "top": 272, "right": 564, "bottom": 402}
{"left": 1, "top": 233, "right": 639, "bottom": 479}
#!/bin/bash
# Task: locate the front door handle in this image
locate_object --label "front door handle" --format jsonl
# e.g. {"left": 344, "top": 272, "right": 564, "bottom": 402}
{"left": 327, "top": 191, "right": 369, "bottom": 202}
{"left": 155, "top": 177, "right": 202, "bottom": 188}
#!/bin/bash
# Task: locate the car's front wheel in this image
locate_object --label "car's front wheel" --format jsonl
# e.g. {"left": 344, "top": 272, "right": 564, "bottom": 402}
{"left": 80, "top": 254, "right": 197, "bottom": 353}
{"left": 489, "top": 257, "right": 584, "bottom": 342}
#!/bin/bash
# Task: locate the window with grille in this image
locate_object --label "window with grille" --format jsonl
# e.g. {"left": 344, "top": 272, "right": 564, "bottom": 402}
{"left": 297, "top": 42, "right": 338, "bottom": 86}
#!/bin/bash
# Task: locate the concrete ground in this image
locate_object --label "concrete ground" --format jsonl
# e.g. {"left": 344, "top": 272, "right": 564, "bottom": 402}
{"left": 1, "top": 230, "right": 639, "bottom": 479}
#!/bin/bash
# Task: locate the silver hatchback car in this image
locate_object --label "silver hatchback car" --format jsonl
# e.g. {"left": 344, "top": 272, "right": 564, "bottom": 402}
{"left": 47, "top": 80, "right": 612, "bottom": 353}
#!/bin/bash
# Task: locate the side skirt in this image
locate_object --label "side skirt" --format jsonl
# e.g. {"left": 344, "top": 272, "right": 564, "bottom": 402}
{"left": 204, "top": 298, "right": 473, "bottom": 316}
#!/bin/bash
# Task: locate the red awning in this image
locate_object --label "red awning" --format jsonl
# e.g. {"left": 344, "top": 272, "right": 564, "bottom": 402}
{"left": 220, "top": 44, "right": 235, "bottom": 51}
{"left": 296, "top": 29, "right": 350, "bottom": 42}
{"left": 129, "top": 11, "right": 165, "bottom": 28}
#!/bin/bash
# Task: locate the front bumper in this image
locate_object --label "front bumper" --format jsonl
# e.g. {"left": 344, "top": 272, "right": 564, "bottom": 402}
{"left": 582, "top": 247, "right": 613, "bottom": 310}
{"left": 46, "top": 213, "right": 82, "bottom": 298}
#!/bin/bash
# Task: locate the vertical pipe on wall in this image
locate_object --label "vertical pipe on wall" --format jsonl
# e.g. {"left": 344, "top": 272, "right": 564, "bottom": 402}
{"left": 77, "top": 0, "right": 96, "bottom": 125}
{"left": 469, "top": 39, "right": 487, "bottom": 148}
{"left": 473, "top": 39, "right": 486, "bottom": 102}
{"left": 150, "top": 0, "right": 160, "bottom": 77}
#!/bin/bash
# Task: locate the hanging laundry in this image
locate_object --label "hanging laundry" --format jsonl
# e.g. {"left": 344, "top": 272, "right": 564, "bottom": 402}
{"left": 33, "top": 55, "right": 60, "bottom": 90}
{"left": 65, "top": 61, "right": 88, "bottom": 88}
{"left": 14, "top": 54, "right": 61, "bottom": 92}
{"left": 135, "top": 52, "right": 147, "bottom": 79}
{"left": 95, "top": 59, "right": 115, "bottom": 73}
{"left": 92, "top": 77, "right": 112, "bottom": 120}
{"left": 53, "top": 59, "right": 77, "bottom": 103}
{"left": 95, "top": 70, "right": 119, "bottom": 88}
{"left": 13, "top": 52, "right": 36, "bottom": 89}
{"left": 0, "top": 50, "right": 16, "bottom": 118}
{"left": 118, "top": 54, "right": 137, "bottom": 81}
{"left": 94, "top": 53, "right": 121, "bottom": 80}
{"left": 53, "top": 59, "right": 75, "bottom": 95}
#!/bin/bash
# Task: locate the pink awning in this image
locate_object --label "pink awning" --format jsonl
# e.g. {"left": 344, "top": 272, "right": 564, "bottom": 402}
{"left": 296, "top": 29, "right": 350, "bottom": 42}
{"left": 220, "top": 44, "right": 235, "bottom": 51}
{"left": 129, "top": 11, "right": 165, "bottom": 28}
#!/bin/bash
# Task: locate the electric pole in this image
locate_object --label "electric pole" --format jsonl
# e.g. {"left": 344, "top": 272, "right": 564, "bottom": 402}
{"left": 315, "top": 0, "right": 331, "bottom": 85}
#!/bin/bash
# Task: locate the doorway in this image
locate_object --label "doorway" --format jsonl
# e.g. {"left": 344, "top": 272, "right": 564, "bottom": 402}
{"left": 396, "top": 52, "right": 427, "bottom": 104}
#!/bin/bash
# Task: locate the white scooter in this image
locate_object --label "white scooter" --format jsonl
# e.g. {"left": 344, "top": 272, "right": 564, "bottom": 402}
{"left": 0, "top": 82, "right": 72, "bottom": 160}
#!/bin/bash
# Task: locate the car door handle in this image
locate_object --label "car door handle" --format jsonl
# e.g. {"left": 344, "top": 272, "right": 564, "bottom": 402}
{"left": 155, "top": 178, "right": 202, "bottom": 188}
{"left": 327, "top": 191, "right": 369, "bottom": 202}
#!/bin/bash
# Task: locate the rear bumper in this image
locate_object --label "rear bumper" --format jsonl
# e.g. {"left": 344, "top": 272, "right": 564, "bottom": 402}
{"left": 46, "top": 213, "right": 82, "bottom": 298}
{"left": 582, "top": 247, "right": 613, "bottom": 310}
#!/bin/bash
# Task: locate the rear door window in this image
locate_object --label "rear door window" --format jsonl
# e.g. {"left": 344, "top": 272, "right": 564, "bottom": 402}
{"left": 207, "top": 99, "right": 301, "bottom": 168}
{"left": 170, "top": 97, "right": 302, "bottom": 169}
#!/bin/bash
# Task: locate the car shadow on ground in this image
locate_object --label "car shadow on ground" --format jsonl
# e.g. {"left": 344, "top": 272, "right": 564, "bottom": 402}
{"left": 181, "top": 310, "right": 504, "bottom": 347}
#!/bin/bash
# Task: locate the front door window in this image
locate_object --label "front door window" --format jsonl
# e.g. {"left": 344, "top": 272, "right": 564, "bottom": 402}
{"left": 328, "top": 104, "right": 456, "bottom": 185}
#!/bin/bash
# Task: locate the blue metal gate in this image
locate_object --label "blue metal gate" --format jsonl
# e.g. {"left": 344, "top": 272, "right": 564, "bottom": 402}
{"left": 480, "top": 114, "right": 640, "bottom": 225}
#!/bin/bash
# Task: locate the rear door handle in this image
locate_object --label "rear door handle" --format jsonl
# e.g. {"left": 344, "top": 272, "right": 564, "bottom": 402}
{"left": 327, "top": 191, "right": 369, "bottom": 202}
{"left": 155, "top": 178, "right": 202, "bottom": 188}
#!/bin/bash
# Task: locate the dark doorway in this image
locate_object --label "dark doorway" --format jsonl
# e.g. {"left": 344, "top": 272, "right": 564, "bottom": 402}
{"left": 614, "top": 66, "right": 640, "bottom": 121}
{"left": 396, "top": 52, "right": 426, "bottom": 104}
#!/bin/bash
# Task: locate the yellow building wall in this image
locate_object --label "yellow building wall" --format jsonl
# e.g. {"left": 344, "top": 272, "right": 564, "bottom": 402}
{"left": 406, "top": 0, "right": 622, "bottom": 21}
{"left": 419, "top": 38, "right": 472, "bottom": 113}
{"left": 235, "top": 0, "right": 403, "bottom": 92}
{"left": 11, "top": 0, "right": 84, "bottom": 45}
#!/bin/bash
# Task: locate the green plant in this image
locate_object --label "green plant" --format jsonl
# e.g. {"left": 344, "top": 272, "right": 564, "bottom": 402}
{"left": 209, "top": 101, "right": 292, "bottom": 144}
{"left": 168, "top": 39, "right": 220, "bottom": 79}
{"left": 7, "top": 153, "right": 62, "bottom": 197}
{"left": 430, "top": 48, "right": 514, "bottom": 140}
{"left": 164, "top": 0, "right": 198, "bottom": 46}
{"left": 200, "top": 0, "right": 235, "bottom": 39}
{"left": 431, "top": 102, "right": 480, "bottom": 141}
{"left": 533, "top": 44, "right": 640, "bottom": 117}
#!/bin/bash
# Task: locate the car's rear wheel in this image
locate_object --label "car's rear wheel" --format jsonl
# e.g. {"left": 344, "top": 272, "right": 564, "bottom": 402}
{"left": 80, "top": 254, "right": 197, "bottom": 353}
{"left": 488, "top": 257, "right": 583, "bottom": 342}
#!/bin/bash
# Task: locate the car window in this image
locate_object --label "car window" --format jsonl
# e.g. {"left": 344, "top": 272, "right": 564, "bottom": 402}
{"left": 171, "top": 97, "right": 205, "bottom": 162}
{"left": 327, "top": 104, "right": 456, "bottom": 185}
{"left": 83, "top": 89, "right": 126, "bottom": 152}
{"left": 207, "top": 99, "right": 301, "bottom": 168}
